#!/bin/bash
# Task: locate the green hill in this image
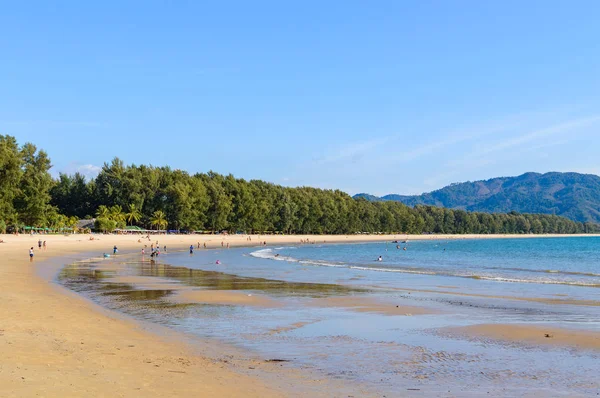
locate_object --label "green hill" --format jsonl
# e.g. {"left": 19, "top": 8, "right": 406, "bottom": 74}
{"left": 354, "top": 172, "right": 600, "bottom": 223}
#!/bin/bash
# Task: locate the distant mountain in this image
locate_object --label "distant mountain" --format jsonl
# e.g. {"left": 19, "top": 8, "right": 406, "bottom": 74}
{"left": 353, "top": 193, "right": 381, "bottom": 202}
{"left": 354, "top": 172, "right": 600, "bottom": 224}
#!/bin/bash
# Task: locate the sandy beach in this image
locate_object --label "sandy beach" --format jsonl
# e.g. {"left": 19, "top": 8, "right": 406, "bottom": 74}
{"left": 1, "top": 232, "right": 599, "bottom": 397}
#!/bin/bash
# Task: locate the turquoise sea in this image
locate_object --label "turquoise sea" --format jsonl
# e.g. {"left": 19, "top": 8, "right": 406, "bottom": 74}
{"left": 58, "top": 237, "right": 600, "bottom": 397}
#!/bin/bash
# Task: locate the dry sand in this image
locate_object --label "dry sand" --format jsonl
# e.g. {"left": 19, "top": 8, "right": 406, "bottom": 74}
{"left": 0, "top": 232, "right": 597, "bottom": 397}
{"left": 448, "top": 324, "right": 600, "bottom": 351}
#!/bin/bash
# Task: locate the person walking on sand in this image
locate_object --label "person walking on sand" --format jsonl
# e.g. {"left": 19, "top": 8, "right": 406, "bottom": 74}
{"left": 113, "top": 245, "right": 118, "bottom": 254}
{"left": 38, "top": 239, "right": 42, "bottom": 249}
{"left": 29, "top": 247, "right": 34, "bottom": 261}
{"left": 43, "top": 241, "right": 47, "bottom": 250}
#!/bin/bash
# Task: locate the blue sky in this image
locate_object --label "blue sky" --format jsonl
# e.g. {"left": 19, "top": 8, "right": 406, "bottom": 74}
{"left": 1, "top": 1, "right": 599, "bottom": 196}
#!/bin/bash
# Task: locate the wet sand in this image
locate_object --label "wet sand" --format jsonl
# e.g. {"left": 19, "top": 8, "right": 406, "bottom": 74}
{"left": 390, "top": 286, "right": 600, "bottom": 307}
{"left": 309, "top": 296, "right": 438, "bottom": 316}
{"left": 170, "top": 289, "right": 282, "bottom": 307}
{"left": 105, "top": 275, "right": 187, "bottom": 291}
{"left": 448, "top": 324, "right": 600, "bottom": 351}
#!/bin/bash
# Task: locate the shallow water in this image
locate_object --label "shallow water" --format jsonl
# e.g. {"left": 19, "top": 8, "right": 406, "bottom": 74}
{"left": 58, "top": 238, "right": 600, "bottom": 396}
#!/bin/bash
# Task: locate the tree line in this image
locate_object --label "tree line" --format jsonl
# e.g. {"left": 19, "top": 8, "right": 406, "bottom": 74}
{"left": 1, "top": 135, "right": 598, "bottom": 235}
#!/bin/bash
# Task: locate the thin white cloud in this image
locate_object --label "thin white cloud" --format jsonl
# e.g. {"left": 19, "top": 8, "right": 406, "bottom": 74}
{"left": 375, "top": 112, "right": 543, "bottom": 167}
{"left": 446, "top": 115, "right": 600, "bottom": 169}
{"left": 53, "top": 163, "right": 102, "bottom": 180}
{"left": 314, "top": 136, "right": 390, "bottom": 165}
{"left": 477, "top": 115, "right": 600, "bottom": 156}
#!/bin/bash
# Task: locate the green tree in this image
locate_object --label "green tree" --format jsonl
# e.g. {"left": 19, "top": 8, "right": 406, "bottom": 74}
{"left": 14, "top": 143, "right": 53, "bottom": 227}
{"left": 150, "top": 210, "right": 168, "bottom": 231}
{"left": 96, "top": 205, "right": 110, "bottom": 219}
{"left": 0, "top": 135, "right": 22, "bottom": 227}
{"left": 126, "top": 203, "right": 142, "bottom": 226}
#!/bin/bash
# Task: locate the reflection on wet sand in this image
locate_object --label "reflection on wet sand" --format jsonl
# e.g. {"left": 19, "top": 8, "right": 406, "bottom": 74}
{"left": 170, "top": 290, "right": 282, "bottom": 307}
{"left": 58, "top": 254, "right": 600, "bottom": 397}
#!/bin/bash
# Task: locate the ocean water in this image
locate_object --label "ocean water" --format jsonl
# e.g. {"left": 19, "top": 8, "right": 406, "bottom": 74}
{"left": 251, "top": 237, "right": 600, "bottom": 289}
{"left": 57, "top": 237, "right": 600, "bottom": 396}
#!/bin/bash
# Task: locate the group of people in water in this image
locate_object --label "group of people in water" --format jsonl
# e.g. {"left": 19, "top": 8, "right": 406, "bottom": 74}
{"left": 28, "top": 239, "right": 48, "bottom": 261}
{"left": 376, "top": 240, "right": 412, "bottom": 262}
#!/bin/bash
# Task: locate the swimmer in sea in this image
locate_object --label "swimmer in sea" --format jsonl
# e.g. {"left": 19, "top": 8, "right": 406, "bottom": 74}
{"left": 378, "top": 256, "right": 383, "bottom": 262}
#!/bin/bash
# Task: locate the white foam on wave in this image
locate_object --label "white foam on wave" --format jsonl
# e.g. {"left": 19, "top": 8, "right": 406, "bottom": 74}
{"left": 249, "top": 248, "right": 344, "bottom": 267}
{"left": 248, "top": 249, "right": 600, "bottom": 287}
{"left": 349, "top": 266, "right": 437, "bottom": 275}
{"left": 466, "top": 275, "right": 600, "bottom": 287}
{"left": 249, "top": 248, "right": 297, "bottom": 262}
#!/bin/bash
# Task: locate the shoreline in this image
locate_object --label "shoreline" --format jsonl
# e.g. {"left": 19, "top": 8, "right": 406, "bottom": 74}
{"left": 1, "top": 233, "right": 599, "bottom": 396}
{"left": 0, "top": 232, "right": 426, "bottom": 397}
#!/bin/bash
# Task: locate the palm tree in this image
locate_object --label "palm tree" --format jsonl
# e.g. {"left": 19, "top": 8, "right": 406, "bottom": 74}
{"left": 68, "top": 216, "right": 79, "bottom": 233}
{"left": 126, "top": 203, "right": 142, "bottom": 226}
{"left": 150, "top": 210, "right": 168, "bottom": 231}
{"left": 96, "top": 205, "right": 110, "bottom": 219}
{"left": 109, "top": 205, "right": 125, "bottom": 223}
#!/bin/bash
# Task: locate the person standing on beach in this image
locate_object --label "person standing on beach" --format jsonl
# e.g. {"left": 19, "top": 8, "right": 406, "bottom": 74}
{"left": 189, "top": 245, "right": 194, "bottom": 254}
{"left": 43, "top": 241, "right": 47, "bottom": 250}
{"left": 29, "top": 247, "right": 34, "bottom": 261}
{"left": 113, "top": 245, "right": 118, "bottom": 254}
{"left": 38, "top": 239, "right": 42, "bottom": 249}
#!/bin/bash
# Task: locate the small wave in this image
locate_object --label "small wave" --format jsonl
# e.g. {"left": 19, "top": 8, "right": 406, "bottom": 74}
{"left": 464, "top": 275, "right": 600, "bottom": 288}
{"left": 250, "top": 248, "right": 342, "bottom": 267}
{"left": 487, "top": 266, "right": 600, "bottom": 278}
{"left": 299, "top": 260, "right": 346, "bottom": 267}
{"left": 349, "top": 266, "right": 437, "bottom": 275}
{"left": 249, "top": 249, "right": 600, "bottom": 288}
{"left": 249, "top": 248, "right": 296, "bottom": 262}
